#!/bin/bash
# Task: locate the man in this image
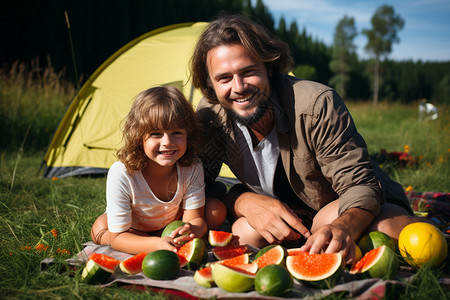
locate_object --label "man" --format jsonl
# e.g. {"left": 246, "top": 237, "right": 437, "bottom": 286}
{"left": 191, "top": 14, "right": 417, "bottom": 262}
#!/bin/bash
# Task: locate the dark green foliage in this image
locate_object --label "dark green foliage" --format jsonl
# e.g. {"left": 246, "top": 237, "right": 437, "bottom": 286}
{"left": 362, "top": 4, "right": 405, "bottom": 104}
{"left": 1, "top": 0, "right": 449, "bottom": 109}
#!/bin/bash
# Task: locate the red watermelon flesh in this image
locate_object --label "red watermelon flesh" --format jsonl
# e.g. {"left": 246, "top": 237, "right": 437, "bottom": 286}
{"left": 216, "top": 253, "right": 250, "bottom": 266}
{"left": 89, "top": 253, "right": 121, "bottom": 271}
{"left": 253, "top": 245, "right": 286, "bottom": 268}
{"left": 176, "top": 238, "right": 206, "bottom": 270}
{"left": 194, "top": 266, "right": 216, "bottom": 288}
{"left": 227, "top": 263, "right": 258, "bottom": 275}
{"left": 349, "top": 245, "right": 399, "bottom": 280}
{"left": 351, "top": 245, "right": 384, "bottom": 273}
{"left": 197, "top": 266, "right": 213, "bottom": 280}
{"left": 208, "top": 230, "right": 233, "bottom": 247}
{"left": 119, "top": 252, "right": 147, "bottom": 274}
{"left": 286, "top": 252, "right": 343, "bottom": 289}
{"left": 287, "top": 248, "right": 306, "bottom": 256}
{"left": 212, "top": 245, "right": 248, "bottom": 260}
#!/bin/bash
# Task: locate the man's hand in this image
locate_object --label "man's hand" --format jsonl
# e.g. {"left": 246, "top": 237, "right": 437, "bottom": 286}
{"left": 299, "top": 207, "right": 374, "bottom": 264}
{"left": 235, "top": 192, "right": 311, "bottom": 244}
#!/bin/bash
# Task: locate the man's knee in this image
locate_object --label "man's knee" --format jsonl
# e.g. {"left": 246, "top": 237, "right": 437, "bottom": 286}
{"left": 231, "top": 217, "right": 267, "bottom": 248}
{"left": 369, "top": 203, "right": 419, "bottom": 240}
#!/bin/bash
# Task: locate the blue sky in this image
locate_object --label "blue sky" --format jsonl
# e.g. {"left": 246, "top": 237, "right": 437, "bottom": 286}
{"left": 256, "top": 0, "right": 450, "bottom": 62}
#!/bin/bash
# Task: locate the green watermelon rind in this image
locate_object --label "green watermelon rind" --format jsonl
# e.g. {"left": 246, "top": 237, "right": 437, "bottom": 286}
{"left": 160, "top": 220, "right": 187, "bottom": 238}
{"left": 286, "top": 253, "right": 343, "bottom": 289}
{"left": 187, "top": 238, "right": 206, "bottom": 264}
{"left": 194, "top": 267, "right": 215, "bottom": 288}
{"left": 358, "top": 231, "right": 397, "bottom": 254}
{"left": 179, "top": 238, "right": 207, "bottom": 271}
{"left": 351, "top": 245, "right": 399, "bottom": 280}
{"left": 211, "top": 263, "right": 256, "bottom": 293}
{"left": 81, "top": 259, "right": 115, "bottom": 284}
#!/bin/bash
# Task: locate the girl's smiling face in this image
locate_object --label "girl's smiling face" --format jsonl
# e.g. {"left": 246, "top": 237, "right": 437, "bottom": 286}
{"left": 143, "top": 128, "right": 187, "bottom": 168}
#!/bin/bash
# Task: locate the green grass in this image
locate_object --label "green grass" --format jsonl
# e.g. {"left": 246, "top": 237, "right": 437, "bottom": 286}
{"left": 348, "top": 101, "right": 450, "bottom": 192}
{"left": 0, "top": 63, "right": 449, "bottom": 298}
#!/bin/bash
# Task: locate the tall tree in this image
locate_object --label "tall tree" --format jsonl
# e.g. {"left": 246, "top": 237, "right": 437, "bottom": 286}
{"left": 329, "top": 15, "right": 357, "bottom": 99}
{"left": 362, "top": 5, "right": 404, "bottom": 104}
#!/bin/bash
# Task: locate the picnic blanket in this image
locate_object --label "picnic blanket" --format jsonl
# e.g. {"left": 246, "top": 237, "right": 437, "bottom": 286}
{"left": 406, "top": 191, "right": 450, "bottom": 234}
{"left": 41, "top": 242, "right": 421, "bottom": 299}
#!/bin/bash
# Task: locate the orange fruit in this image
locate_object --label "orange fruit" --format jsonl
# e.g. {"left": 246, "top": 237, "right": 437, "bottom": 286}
{"left": 398, "top": 222, "right": 448, "bottom": 268}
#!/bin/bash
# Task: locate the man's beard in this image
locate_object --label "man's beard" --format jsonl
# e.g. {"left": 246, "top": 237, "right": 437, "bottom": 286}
{"left": 226, "top": 99, "right": 269, "bottom": 126}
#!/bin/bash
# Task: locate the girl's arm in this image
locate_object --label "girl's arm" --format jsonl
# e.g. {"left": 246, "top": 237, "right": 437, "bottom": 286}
{"left": 109, "top": 231, "right": 178, "bottom": 254}
{"left": 182, "top": 206, "right": 207, "bottom": 238}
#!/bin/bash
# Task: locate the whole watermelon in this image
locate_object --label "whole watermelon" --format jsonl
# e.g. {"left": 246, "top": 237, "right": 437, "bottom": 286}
{"left": 142, "top": 250, "right": 180, "bottom": 280}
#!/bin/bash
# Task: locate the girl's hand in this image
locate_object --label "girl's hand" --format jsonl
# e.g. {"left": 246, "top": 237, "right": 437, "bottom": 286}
{"left": 159, "top": 236, "right": 180, "bottom": 252}
{"left": 170, "top": 223, "right": 194, "bottom": 246}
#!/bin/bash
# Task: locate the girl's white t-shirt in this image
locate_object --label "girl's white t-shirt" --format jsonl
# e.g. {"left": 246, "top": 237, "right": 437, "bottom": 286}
{"left": 106, "top": 161, "right": 205, "bottom": 233}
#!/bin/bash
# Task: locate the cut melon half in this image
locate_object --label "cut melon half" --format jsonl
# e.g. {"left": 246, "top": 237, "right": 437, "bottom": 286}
{"left": 119, "top": 252, "right": 147, "bottom": 274}
{"left": 211, "top": 263, "right": 256, "bottom": 293}
{"left": 177, "top": 238, "right": 207, "bottom": 270}
{"left": 217, "top": 253, "right": 250, "bottom": 266}
{"left": 350, "top": 245, "right": 398, "bottom": 280}
{"left": 81, "top": 253, "right": 121, "bottom": 284}
{"left": 253, "top": 245, "right": 287, "bottom": 268}
{"left": 286, "top": 252, "right": 343, "bottom": 289}
{"left": 212, "top": 245, "right": 249, "bottom": 260}
{"left": 194, "top": 266, "right": 215, "bottom": 288}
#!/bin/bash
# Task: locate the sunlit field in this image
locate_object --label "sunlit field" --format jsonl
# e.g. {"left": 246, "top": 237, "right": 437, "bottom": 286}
{"left": 0, "top": 63, "right": 448, "bottom": 299}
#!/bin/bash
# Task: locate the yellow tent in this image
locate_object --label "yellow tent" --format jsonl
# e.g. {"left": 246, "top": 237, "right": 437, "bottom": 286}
{"left": 43, "top": 22, "right": 234, "bottom": 180}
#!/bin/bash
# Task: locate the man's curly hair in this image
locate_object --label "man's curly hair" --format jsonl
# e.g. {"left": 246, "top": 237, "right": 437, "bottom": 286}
{"left": 190, "top": 14, "right": 294, "bottom": 103}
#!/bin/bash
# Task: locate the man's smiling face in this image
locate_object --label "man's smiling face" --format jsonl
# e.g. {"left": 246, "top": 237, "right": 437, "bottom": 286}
{"left": 206, "top": 43, "right": 271, "bottom": 125}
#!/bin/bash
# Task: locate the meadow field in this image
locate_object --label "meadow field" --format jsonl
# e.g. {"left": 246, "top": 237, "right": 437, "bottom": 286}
{"left": 0, "top": 63, "right": 448, "bottom": 299}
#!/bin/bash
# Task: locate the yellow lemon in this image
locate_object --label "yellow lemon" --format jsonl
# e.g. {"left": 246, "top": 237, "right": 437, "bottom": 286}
{"left": 398, "top": 222, "right": 448, "bottom": 268}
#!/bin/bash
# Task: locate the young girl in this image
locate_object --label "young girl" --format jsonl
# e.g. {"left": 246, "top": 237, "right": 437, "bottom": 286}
{"left": 90, "top": 86, "right": 226, "bottom": 254}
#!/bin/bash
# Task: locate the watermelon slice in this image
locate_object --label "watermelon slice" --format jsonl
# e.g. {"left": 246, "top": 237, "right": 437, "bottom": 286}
{"left": 211, "top": 263, "right": 256, "bottom": 293}
{"left": 119, "top": 252, "right": 147, "bottom": 274}
{"left": 350, "top": 245, "right": 399, "bottom": 280}
{"left": 81, "top": 253, "right": 121, "bottom": 284}
{"left": 286, "top": 252, "right": 343, "bottom": 289}
{"left": 227, "top": 263, "right": 258, "bottom": 275}
{"left": 215, "top": 253, "right": 250, "bottom": 266}
{"left": 194, "top": 266, "right": 215, "bottom": 288}
{"left": 212, "top": 245, "right": 249, "bottom": 260}
{"left": 287, "top": 248, "right": 305, "bottom": 256}
{"left": 253, "top": 245, "right": 287, "bottom": 268}
{"left": 177, "top": 238, "right": 207, "bottom": 270}
{"left": 208, "top": 230, "right": 233, "bottom": 247}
